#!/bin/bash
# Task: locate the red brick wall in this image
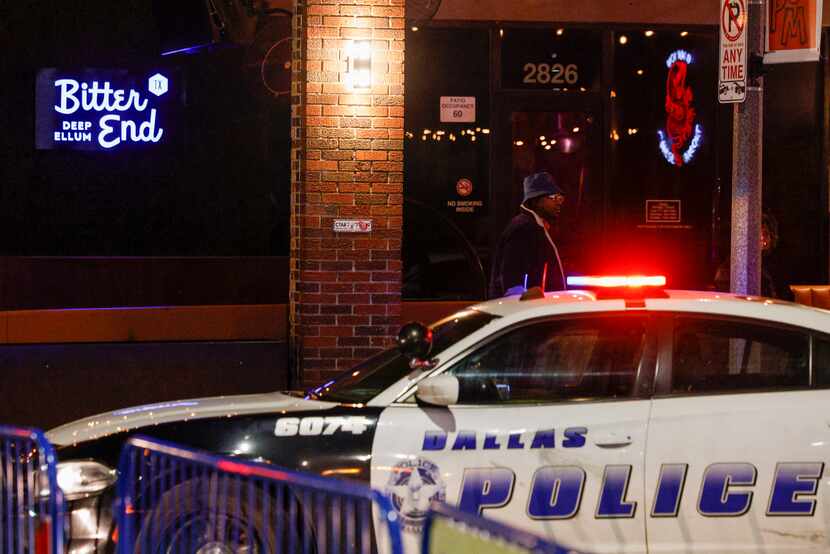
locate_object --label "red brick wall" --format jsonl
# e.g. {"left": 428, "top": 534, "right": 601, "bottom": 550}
{"left": 290, "top": 0, "right": 405, "bottom": 386}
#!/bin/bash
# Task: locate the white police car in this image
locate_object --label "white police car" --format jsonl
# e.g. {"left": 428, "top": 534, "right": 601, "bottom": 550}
{"left": 49, "top": 276, "right": 830, "bottom": 553}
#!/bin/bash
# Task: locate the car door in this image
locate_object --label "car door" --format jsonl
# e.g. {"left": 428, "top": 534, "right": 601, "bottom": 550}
{"left": 646, "top": 314, "right": 829, "bottom": 554}
{"left": 371, "top": 313, "right": 656, "bottom": 554}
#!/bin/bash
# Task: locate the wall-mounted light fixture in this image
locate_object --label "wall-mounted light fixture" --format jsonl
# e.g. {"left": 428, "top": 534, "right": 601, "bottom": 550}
{"left": 346, "top": 40, "right": 372, "bottom": 90}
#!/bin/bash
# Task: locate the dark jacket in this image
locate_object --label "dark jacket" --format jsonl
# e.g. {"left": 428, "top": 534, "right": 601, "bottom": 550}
{"left": 488, "top": 209, "right": 565, "bottom": 298}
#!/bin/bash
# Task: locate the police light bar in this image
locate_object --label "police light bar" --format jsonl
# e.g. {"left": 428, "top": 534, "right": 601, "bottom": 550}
{"left": 567, "top": 275, "right": 667, "bottom": 288}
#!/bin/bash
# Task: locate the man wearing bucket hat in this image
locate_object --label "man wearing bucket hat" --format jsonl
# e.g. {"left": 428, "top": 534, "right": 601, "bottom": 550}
{"left": 488, "top": 171, "right": 567, "bottom": 298}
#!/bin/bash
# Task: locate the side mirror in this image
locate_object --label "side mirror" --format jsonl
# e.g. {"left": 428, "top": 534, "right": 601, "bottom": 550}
{"left": 415, "top": 375, "right": 459, "bottom": 406}
{"left": 397, "top": 322, "right": 433, "bottom": 361}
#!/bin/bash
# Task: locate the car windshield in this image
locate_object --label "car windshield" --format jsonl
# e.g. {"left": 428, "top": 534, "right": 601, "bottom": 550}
{"left": 305, "top": 309, "right": 498, "bottom": 403}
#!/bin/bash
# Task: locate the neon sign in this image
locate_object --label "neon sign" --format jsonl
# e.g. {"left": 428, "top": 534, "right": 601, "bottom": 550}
{"left": 659, "top": 50, "right": 702, "bottom": 167}
{"left": 658, "top": 125, "right": 703, "bottom": 165}
{"left": 36, "top": 69, "right": 174, "bottom": 151}
{"left": 665, "top": 49, "right": 693, "bottom": 68}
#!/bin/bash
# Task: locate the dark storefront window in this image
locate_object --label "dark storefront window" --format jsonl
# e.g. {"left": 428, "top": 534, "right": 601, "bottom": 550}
{"left": 3, "top": 2, "right": 292, "bottom": 258}
{"left": 404, "top": 27, "right": 491, "bottom": 299}
{"left": 760, "top": 57, "right": 825, "bottom": 296}
{"left": 1, "top": 2, "right": 292, "bottom": 308}
{"left": 406, "top": 23, "right": 826, "bottom": 299}
{"left": 609, "top": 29, "right": 720, "bottom": 289}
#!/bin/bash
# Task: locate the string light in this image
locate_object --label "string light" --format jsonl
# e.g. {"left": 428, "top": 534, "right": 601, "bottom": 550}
{"left": 619, "top": 35, "right": 628, "bottom": 45}
{"left": 644, "top": 30, "right": 655, "bottom": 37}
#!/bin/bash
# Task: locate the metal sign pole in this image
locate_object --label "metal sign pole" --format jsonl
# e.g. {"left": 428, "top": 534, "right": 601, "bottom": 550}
{"left": 730, "top": 0, "right": 765, "bottom": 295}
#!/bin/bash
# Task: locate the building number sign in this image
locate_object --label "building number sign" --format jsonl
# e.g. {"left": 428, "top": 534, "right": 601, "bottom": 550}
{"left": 522, "top": 63, "right": 579, "bottom": 85}
{"left": 501, "top": 29, "right": 600, "bottom": 91}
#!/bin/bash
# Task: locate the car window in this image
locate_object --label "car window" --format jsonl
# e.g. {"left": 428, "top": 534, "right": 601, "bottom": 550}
{"left": 811, "top": 335, "right": 830, "bottom": 386}
{"left": 306, "top": 310, "right": 498, "bottom": 403}
{"left": 445, "top": 316, "right": 646, "bottom": 404}
{"left": 672, "top": 317, "right": 809, "bottom": 394}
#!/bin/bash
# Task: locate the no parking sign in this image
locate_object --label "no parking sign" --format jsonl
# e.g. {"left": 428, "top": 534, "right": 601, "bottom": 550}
{"left": 718, "top": 0, "right": 748, "bottom": 103}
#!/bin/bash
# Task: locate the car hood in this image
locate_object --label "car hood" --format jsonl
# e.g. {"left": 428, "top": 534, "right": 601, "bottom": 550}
{"left": 47, "top": 391, "right": 338, "bottom": 446}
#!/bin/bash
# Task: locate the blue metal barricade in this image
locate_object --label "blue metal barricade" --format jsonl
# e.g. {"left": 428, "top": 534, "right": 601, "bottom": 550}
{"left": 116, "top": 435, "right": 403, "bottom": 554}
{"left": 0, "top": 425, "right": 64, "bottom": 554}
{"left": 422, "top": 502, "right": 585, "bottom": 554}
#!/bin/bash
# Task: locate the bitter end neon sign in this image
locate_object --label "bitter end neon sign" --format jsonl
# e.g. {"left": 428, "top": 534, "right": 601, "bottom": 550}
{"left": 658, "top": 49, "right": 702, "bottom": 167}
{"left": 36, "top": 69, "right": 173, "bottom": 151}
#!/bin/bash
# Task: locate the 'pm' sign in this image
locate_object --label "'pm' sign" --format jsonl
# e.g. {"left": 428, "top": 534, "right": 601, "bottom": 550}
{"left": 765, "top": 0, "right": 823, "bottom": 63}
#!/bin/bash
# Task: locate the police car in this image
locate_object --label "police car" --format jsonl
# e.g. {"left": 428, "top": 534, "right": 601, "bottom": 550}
{"left": 49, "top": 276, "right": 830, "bottom": 553}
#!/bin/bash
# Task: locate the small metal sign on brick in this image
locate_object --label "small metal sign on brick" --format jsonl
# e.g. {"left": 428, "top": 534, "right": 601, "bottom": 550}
{"left": 718, "top": 0, "right": 748, "bottom": 104}
{"left": 333, "top": 219, "right": 372, "bottom": 233}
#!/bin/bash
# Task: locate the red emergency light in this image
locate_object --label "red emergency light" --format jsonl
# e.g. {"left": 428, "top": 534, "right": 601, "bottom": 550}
{"left": 567, "top": 275, "right": 667, "bottom": 288}
{"left": 567, "top": 275, "right": 668, "bottom": 306}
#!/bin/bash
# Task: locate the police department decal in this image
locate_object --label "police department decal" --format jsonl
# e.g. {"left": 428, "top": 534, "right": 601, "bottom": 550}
{"left": 385, "top": 458, "right": 446, "bottom": 532}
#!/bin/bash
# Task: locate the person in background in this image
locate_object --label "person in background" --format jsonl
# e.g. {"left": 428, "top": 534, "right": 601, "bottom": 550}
{"left": 489, "top": 171, "right": 567, "bottom": 298}
{"left": 713, "top": 211, "right": 779, "bottom": 297}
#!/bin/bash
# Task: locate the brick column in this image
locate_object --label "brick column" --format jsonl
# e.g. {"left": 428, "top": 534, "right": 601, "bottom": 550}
{"left": 290, "top": 0, "right": 404, "bottom": 387}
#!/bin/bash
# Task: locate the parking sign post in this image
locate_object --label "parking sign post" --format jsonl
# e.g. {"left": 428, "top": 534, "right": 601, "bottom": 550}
{"left": 728, "top": 0, "right": 765, "bottom": 296}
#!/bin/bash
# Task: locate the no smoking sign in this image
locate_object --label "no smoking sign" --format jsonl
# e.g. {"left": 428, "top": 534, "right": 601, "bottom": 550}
{"left": 719, "top": 0, "right": 748, "bottom": 103}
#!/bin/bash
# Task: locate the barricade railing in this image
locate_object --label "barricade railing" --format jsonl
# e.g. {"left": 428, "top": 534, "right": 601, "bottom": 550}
{"left": 0, "top": 425, "right": 64, "bottom": 554}
{"left": 116, "top": 435, "right": 403, "bottom": 554}
{"left": 422, "top": 502, "right": 585, "bottom": 554}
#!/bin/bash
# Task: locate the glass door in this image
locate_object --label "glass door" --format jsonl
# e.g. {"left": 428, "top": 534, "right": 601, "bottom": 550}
{"left": 493, "top": 101, "right": 604, "bottom": 281}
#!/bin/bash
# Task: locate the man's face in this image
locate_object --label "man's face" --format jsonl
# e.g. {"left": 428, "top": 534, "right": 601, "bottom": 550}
{"left": 536, "top": 193, "right": 566, "bottom": 219}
